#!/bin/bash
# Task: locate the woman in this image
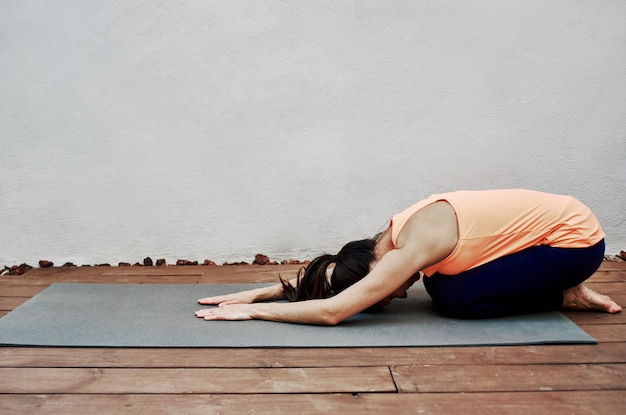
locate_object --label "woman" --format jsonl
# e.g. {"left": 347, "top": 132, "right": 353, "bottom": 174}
{"left": 196, "top": 189, "right": 621, "bottom": 324}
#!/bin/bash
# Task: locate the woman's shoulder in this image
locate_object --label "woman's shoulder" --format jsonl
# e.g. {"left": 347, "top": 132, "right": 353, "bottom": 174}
{"left": 394, "top": 201, "right": 458, "bottom": 258}
{"left": 391, "top": 193, "right": 457, "bottom": 242}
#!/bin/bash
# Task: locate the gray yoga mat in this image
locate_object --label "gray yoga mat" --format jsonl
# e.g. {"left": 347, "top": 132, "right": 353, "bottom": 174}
{"left": 0, "top": 283, "right": 596, "bottom": 347}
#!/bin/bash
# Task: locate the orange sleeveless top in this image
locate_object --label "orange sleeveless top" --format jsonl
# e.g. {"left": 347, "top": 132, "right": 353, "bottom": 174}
{"left": 390, "top": 189, "right": 605, "bottom": 276}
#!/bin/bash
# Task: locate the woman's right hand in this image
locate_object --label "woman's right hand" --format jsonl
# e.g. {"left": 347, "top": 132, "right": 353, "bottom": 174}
{"left": 198, "top": 290, "right": 258, "bottom": 306}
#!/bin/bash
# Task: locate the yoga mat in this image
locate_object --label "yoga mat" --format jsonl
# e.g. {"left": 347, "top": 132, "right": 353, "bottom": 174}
{"left": 0, "top": 283, "right": 596, "bottom": 347}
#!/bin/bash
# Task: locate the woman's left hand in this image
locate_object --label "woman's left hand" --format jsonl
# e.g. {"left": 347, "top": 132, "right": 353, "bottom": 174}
{"left": 195, "top": 304, "right": 254, "bottom": 321}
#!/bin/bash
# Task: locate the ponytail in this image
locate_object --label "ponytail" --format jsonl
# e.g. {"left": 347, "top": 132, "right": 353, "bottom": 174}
{"left": 280, "top": 254, "right": 334, "bottom": 301}
{"left": 280, "top": 238, "right": 377, "bottom": 302}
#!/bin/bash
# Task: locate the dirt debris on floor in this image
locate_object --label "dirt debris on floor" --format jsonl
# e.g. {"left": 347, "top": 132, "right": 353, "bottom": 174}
{"left": 1, "top": 254, "right": 311, "bottom": 276}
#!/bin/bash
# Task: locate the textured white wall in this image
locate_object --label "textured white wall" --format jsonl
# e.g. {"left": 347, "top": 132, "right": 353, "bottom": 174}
{"left": 1, "top": 1, "right": 625, "bottom": 266}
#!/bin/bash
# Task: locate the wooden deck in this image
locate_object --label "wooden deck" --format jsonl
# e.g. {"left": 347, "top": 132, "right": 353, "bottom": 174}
{"left": 1, "top": 262, "right": 625, "bottom": 414}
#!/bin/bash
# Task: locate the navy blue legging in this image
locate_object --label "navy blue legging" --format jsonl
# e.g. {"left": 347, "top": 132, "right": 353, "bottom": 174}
{"left": 423, "top": 240, "right": 605, "bottom": 319}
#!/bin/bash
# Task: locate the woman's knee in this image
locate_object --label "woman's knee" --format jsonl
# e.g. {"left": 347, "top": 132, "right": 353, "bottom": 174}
{"left": 424, "top": 275, "right": 474, "bottom": 317}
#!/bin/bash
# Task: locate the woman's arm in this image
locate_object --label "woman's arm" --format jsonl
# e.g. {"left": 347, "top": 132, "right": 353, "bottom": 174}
{"left": 196, "top": 202, "right": 458, "bottom": 325}
{"left": 195, "top": 248, "right": 422, "bottom": 325}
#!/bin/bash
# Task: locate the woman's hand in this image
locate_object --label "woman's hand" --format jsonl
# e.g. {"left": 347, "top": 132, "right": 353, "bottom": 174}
{"left": 198, "top": 291, "right": 257, "bottom": 306}
{"left": 195, "top": 304, "right": 254, "bottom": 321}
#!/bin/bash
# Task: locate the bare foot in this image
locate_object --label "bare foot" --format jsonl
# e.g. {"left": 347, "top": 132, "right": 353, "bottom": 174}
{"left": 562, "top": 284, "right": 622, "bottom": 313}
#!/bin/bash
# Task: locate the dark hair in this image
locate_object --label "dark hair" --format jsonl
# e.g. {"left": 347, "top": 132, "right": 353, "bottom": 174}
{"left": 280, "top": 238, "right": 377, "bottom": 301}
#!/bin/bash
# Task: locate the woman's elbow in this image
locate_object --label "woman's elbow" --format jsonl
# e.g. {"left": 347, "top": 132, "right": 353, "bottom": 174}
{"left": 321, "top": 314, "right": 341, "bottom": 326}
{"left": 319, "top": 306, "right": 347, "bottom": 326}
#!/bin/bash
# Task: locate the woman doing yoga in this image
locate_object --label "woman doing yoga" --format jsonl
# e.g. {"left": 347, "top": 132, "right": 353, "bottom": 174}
{"left": 196, "top": 189, "right": 621, "bottom": 324}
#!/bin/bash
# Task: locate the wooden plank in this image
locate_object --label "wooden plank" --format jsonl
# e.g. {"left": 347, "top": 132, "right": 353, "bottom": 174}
{"left": 198, "top": 265, "right": 302, "bottom": 284}
{"left": 2, "top": 343, "right": 624, "bottom": 368}
{"left": 391, "top": 363, "right": 626, "bottom": 393}
{"left": 21, "top": 266, "right": 205, "bottom": 278}
{"left": 47, "top": 275, "right": 150, "bottom": 284}
{"left": 3, "top": 264, "right": 302, "bottom": 285}
{"left": 0, "top": 367, "right": 396, "bottom": 394}
{"left": 366, "top": 390, "right": 626, "bottom": 415}
{"left": 0, "top": 277, "right": 51, "bottom": 287}
{"left": 580, "top": 324, "right": 626, "bottom": 342}
{"left": 0, "top": 285, "right": 46, "bottom": 297}
{"left": 22, "top": 267, "right": 118, "bottom": 278}
{"left": 2, "top": 274, "right": 146, "bottom": 284}
{"left": 599, "top": 262, "right": 626, "bottom": 271}
{"left": 590, "top": 271, "right": 626, "bottom": 283}
{"left": 0, "top": 276, "right": 198, "bottom": 288}
{"left": 0, "top": 297, "right": 28, "bottom": 311}
{"left": 197, "top": 274, "right": 281, "bottom": 283}
{"left": 103, "top": 268, "right": 205, "bottom": 277}
{"left": 23, "top": 263, "right": 301, "bottom": 277}
{"left": 1, "top": 391, "right": 624, "bottom": 415}
{"left": 139, "top": 276, "right": 201, "bottom": 284}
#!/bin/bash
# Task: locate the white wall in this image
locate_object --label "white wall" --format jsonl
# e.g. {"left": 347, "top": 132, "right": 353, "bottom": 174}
{"left": 1, "top": 1, "right": 625, "bottom": 266}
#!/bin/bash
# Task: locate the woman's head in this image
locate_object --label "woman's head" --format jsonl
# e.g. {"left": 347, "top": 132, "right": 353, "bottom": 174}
{"left": 280, "top": 238, "right": 378, "bottom": 302}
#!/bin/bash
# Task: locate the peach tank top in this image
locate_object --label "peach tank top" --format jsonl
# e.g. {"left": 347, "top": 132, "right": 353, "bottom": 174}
{"left": 390, "top": 189, "right": 605, "bottom": 276}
